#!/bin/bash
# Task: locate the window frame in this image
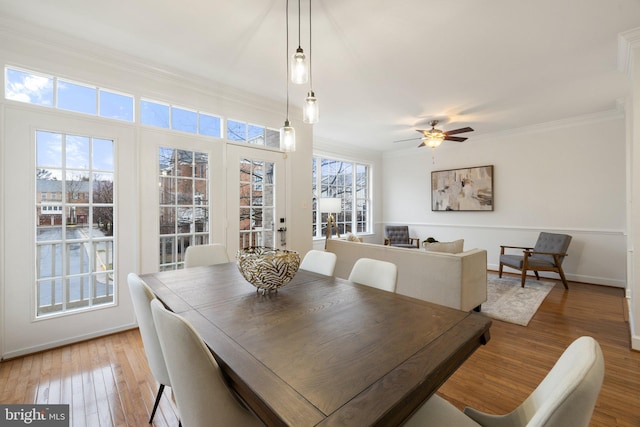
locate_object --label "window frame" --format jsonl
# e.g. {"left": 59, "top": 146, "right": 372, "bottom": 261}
{"left": 312, "top": 155, "right": 372, "bottom": 238}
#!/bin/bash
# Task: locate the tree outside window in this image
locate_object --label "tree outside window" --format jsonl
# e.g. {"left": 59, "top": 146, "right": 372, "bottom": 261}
{"left": 312, "top": 157, "right": 370, "bottom": 237}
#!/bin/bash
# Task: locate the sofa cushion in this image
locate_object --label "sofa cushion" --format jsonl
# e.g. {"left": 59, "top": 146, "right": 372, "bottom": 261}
{"left": 424, "top": 239, "right": 464, "bottom": 254}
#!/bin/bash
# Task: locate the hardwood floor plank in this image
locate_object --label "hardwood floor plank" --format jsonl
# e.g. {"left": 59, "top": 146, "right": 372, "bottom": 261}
{"left": 0, "top": 275, "right": 636, "bottom": 426}
{"left": 437, "top": 276, "right": 640, "bottom": 427}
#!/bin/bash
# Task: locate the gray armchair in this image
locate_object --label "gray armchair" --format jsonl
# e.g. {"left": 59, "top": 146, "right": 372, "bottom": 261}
{"left": 383, "top": 225, "right": 420, "bottom": 248}
{"left": 499, "top": 232, "right": 572, "bottom": 289}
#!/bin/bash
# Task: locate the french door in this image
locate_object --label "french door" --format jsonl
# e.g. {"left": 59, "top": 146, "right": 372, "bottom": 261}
{"left": 226, "top": 145, "right": 286, "bottom": 255}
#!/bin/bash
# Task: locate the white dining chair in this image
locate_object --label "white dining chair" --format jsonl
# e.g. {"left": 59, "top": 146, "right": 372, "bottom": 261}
{"left": 184, "top": 243, "right": 230, "bottom": 268}
{"left": 403, "top": 336, "right": 605, "bottom": 427}
{"left": 127, "top": 273, "right": 173, "bottom": 425}
{"left": 348, "top": 257, "right": 398, "bottom": 292}
{"left": 150, "top": 299, "right": 263, "bottom": 427}
{"left": 299, "top": 250, "right": 337, "bottom": 276}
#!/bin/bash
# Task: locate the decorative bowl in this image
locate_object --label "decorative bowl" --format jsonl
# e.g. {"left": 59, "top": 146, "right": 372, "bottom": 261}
{"left": 236, "top": 247, "right": 301, "bottom": 294}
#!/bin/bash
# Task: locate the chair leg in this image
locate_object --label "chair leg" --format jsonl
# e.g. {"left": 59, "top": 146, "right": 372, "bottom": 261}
{"left": 534, "top": 271, "right": 540, "bottom": 280}
{"left": 149, "top": 384, "right": 165, "bottom": 424}
{"left": 521, "top": 270, "right": 527, "bottom": 287}
{"left": 498, "top": 263, "right": 503, "bottom": 278}
{"left": 557, "top": 267, "right": 569, "bottom": 290}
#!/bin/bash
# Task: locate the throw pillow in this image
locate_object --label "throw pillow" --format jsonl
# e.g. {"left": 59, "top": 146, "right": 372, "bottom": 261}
{"left": 345, "top": 233, "right": 362, "bottom": 243}
{"left": 423, "top": 239, "right": 464, "bottom": 254}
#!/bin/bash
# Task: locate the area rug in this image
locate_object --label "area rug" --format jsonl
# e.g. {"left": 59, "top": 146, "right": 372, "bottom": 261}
{"left": 481, "top": 274, "right": 555, "bottom": 326}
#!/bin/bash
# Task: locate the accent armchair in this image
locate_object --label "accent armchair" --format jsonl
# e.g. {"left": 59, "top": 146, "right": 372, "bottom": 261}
{"left": 499, "top": 232, "right": 572, "bottom": 289}
{"left": 383, "top": 225, "right": 420, "bottom": 248}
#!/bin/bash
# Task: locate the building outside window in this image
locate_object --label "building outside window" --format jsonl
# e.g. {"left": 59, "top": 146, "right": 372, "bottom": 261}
{"left": 158, "top": 147, "right": 209, "bottom": 271}
{"left": 35, "top": 131, "right": 115, "bottom": 316}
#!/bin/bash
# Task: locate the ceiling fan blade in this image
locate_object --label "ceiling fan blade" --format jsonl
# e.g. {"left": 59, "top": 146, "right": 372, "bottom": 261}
{"left": 393, "top": 137, "right": 423, "bottom": 143}
{"left": 417, "top": 141, "right": 426, "bottom": 148}
{"left": 444, "top": 136, "right": 468, "bottom": 142}
{"left": 444, "top": 127, "right": 474, "bottom": 136}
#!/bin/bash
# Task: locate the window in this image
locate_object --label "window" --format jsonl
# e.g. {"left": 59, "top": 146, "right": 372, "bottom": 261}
{"left": 35, "top": 131, "right": 115, "bottom": 317}
{"left": 141, "top": 98, "right": 224, "bottom": 138}
{"left": 199, "top": 113, "right": 222, "bottom": 137}
{"left": 312, "top": 157, "right": 371, "bottom": 237}
{"left": 5, "top": 67, "right": 53, "bottom": 106}
{"left": 5, "top": 66, "right": 134, "bottom": 122}
{"left": 159, "top": 148, "right": 209, "bottom": 271}
{"left": 239, "top": 158, "right": 275, "bottom": 248}
{"left": 227, "top": 120, "right": 279, "bottom": 148}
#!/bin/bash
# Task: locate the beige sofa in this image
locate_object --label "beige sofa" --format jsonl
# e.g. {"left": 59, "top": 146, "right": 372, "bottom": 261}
{"left": 325, "top": 238, "right": 487, "bottom": 311}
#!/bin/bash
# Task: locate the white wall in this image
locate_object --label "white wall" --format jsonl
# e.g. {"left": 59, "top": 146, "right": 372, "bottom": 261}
{"left": 621, "top": 27, "right": 640, "bottom": 349}
{"left": 0, "top": 21, "right": 313, "bottom": 357}
{"left": 382, "top": 114, "right": 627, "bottom": 287}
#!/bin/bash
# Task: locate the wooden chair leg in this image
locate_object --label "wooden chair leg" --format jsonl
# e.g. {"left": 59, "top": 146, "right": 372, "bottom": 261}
{"left": 557, "top": 267, "right": 569, "bottom": 290}
{"left": 521, "top": 270, "right": 527, "bottom": 287}
{"left": 534, "top": 271, "right": 540, "bottom": 280}
{"left": 498, "top": 263, "right": 504, "bottom": 278}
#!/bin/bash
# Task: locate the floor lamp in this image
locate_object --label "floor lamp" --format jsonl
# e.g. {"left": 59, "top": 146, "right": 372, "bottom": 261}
{"left": 319, "top": 197, "right": 341, "bottom": 249}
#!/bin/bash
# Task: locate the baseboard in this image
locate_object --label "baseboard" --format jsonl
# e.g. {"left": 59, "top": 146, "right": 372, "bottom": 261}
{"left": 1, "top": 322, "right": 137, "bottom": 360}
{"left": 486, "top": 264, "right": 625, "bottom": 288}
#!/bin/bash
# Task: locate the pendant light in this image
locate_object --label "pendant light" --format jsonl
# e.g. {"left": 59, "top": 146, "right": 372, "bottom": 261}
{"left": 303, "top": 0, "right": 319, "bottom": 124}
{"left": 291, "top": 0, "right": 308, "bottom": 84}
{"left": 280, "top": 0, "right": 296, "bottom": 152}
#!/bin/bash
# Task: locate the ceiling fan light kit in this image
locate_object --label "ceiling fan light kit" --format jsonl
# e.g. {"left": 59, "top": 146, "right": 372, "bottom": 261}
{"left": 395, "top": 120, "right": 474, "bottom": 149}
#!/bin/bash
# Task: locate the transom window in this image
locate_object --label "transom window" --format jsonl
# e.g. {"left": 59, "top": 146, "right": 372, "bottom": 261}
{"left": 159, "top": 148, "right": 210, "bottom": 271}
{"left": 35, "top": 131, "right": 116, "bottom": 317}
{"left": 312, "top": 156, "right": 371, "bottom": 237}
{"left": 227, "top": 119, "right": 280, "bottom": 148}
{"left": 5, "top": 66, "right": 134, "bottom": 122}
{"left": 141, "top": 99, "right": 222, "bottom": 138}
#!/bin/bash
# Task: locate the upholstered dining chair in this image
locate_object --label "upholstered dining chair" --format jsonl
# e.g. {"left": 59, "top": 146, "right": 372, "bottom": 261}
{"left": 348, "top": 257, "right": 398, "bottom": 292}
{"left": 127, "top": 273, "right": 173, "bottom": 425}
{"left": 499, "top": 232, "right": 572, "bottom": 289}
{"left": 150, "top": 299, "right": 263, "bottom": 427}
{"left": 403, "top": 336, "right": 604, "bottom": 427}
{"left": 383, "top": 225, "right": 420, "bottom": 248}
{"left": 184, "top": 243, "right": 230, "bottom": 268}
{"left": 299, "top": 249, "right": 338, "bottom": 276}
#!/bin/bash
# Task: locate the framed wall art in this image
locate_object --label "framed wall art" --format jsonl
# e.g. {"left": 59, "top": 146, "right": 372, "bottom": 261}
{"left": 431, "top": 165, "right": 493, "bottom": 211}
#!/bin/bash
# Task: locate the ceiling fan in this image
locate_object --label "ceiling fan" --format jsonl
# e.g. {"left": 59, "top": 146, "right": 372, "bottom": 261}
{"left": 395, "top": 120, "right": 474, "bottom": 148}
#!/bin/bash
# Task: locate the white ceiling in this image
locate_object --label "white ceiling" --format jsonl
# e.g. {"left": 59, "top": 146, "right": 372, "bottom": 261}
{"left": 1, "top": 0, "right": 639, "bottom": 151}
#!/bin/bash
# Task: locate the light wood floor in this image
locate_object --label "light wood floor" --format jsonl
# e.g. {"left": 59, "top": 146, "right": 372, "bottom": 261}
{"left": 1, "top": 274, "right": 638, "bottom": 426}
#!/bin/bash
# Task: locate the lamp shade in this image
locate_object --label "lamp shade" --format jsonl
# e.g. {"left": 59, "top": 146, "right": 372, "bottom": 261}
{"left": 426, "top": 135, "right": 444, "bottom": 148}
{"left": 318, "top": 197, "right": 342, "bottom": 214}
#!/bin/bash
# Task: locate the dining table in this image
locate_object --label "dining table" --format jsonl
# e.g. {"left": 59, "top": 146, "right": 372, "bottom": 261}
{"left": 141, "top": 261, "right": 492, "bottom": 427}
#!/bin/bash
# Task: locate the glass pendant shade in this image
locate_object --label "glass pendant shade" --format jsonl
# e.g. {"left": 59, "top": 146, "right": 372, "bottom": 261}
{"left": 280, "top": 120, "right": 296, "bottom": 152}
{"left": 291, "top": 48, "right": 308, "bottom": 84}
{"left": 303, "top": 91, "right": 319, "bottom": 124}
{"left": 426, "top": 135, "right": 444, "bottom": 149}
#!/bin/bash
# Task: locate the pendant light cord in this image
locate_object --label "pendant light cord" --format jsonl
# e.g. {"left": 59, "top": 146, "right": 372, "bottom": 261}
{"left": 297, "top": 0, "right": 302, "bottom": 49}
{"left": 308, "top": 0, "right": 312, "bottom": 88}
{"left": 286, "top": 0, "right": 290, "bottom": 121}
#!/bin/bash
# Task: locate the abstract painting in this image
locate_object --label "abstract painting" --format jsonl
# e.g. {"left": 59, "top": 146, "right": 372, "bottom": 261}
{"left": 431, "top": 165, "right": 493, "bottom": 211}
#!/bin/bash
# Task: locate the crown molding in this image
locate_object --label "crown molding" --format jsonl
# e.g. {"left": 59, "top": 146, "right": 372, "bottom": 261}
{"left": 618, "top": 27, "right": 640, "bottom": 75}
{"left": 383, "top": 107, "right": 625, "bottom": 158}
{"left": 0, "top": 15, "right": 292, "bottom": 117}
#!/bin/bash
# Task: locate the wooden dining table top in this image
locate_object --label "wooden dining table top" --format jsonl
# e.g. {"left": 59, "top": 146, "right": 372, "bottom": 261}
{"left": 141, "top": 262, "right": 491, "bottom": 427}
